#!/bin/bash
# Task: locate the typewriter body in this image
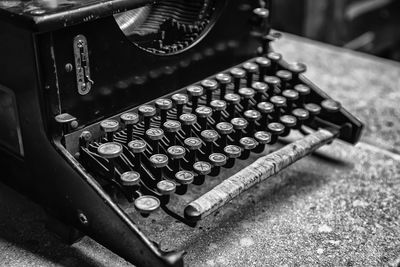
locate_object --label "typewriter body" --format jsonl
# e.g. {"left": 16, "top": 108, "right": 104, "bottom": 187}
{"left": 0, "top": 0, "right": 363, "bottom": 266}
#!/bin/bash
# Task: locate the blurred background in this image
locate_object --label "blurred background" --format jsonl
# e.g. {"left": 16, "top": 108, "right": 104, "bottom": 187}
{"left": 271, "top": 0, "right": 400, "bottom": 61}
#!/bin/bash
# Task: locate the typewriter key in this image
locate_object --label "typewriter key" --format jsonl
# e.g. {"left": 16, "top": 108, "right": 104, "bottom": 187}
{"left": 97, "top": 142, "right": 123, "bottom": 177}
{"left": 100, "top": 119, "right": 119, "bottom": 142}
{"left": 252, "top": 81, "right": 268, "bottom": 102}
{"left": 276, "top": 70, "right": 292, "bottom": 90}
{"left": 146, "top": 128, "right": 164, "bottom": 154}
{"left": 201, "top": 79, "right": 218, "bottom": 105}
{"left": 231, "top": 117, "right": 248, "bottom": 143}
{"left": 282, "top": 89, "right": 299, "bottom": 111}
{"left": 210, "top": 100, "right": 227, "bottom": 122}
{"left": 280, "top": 115, "right": 297, "bottom": 137}
{"left": 209, "top": 153, "right": 227, "bottom": 176}
{"left": 239, "top": 87, "right": 256, "bottom": 111}
{"left": 163, "top": 120, "right": 181, "bottom": 146}
{"left": 257, "top": 102, "right": 274, "bottom": 129}
{"left": 184, "top": 137, "right": 202, "bottom": 167}
{"left": 224, "top": 145, "right": 242, "bottom": 168}
{"left": 270, "top": 95, "right": 287, "bottom": 120}
{"left": 239, "top": 137, "right": 258, "bottom": 160}
{"left": 171, "top": 93, "right": 189, "bottom": 119}
{"left": 244, "top": 110, "right": 261, "bottom": 136}
{"left": 157, "top": 180, "right": 176, "bottom": 196}
{"left": 149, "top": 154, "right": 169, "bottom": 180}
{"left": 120, "top": 113, "right": 139, "bottom": 143}
{"left": 155, "top": 98, "right": 173, "bottom": 124}
{"left": 292, "top": 108, "right": 310, "bottom": 129}
{"left": 304, "top": 103, "right": 322, "bottom": 117}
{"left": 120, "top": 171, "right": 141, "bottom": 187}
{"left": 128, "top": 139, "right": 146, "bottom": 172}
{"left": 321, "top": 99, "right": 342, "bottom": 113}
{"left": 255, "top": 57, "right": 271, "bottom": 82}
{"left": 287, "top": 62, "right": 307, "bottom": 81}
{"left": 229, "top": 68, "right": 246, "bottom": 93}
{"left": 195, "top": 106, "right": 213, "bottom": 129}
{"left": 267, "top": 52, "right": 282, "bottom": 75}
{"left": 216, "top": 122, "right": 233, "bottom": 149}
{"left": 224, "top": 93, "right": 241, "bottom": 120}
{"left": 167, "top": 145, "right": 186, "bottom": 170}
{"left": 187, "top": 85, "right": 204, "bottom": 112}
{"left": 193, "top": 161, "right": 212, "bottom": 185}
{"left": 268, "top": 122, "right": 285, "bottom": 144}
{"left": 243, "top": 62, "right": 259, "bottom": 87}
{"left": 254, "top": 131, "right": 272, "bottom": 153}
{"left": 264, "top": 76, "right": 281, "bottom": 95}
{"left": 179, "top": 113, "right": 197, "bottom": 137}
{"left": 215, "top": 73, "right": 232, "bottom": 99}
{"left": 294, "top": 84, "right": 311, "bottom": 105}
{"left": 201, "top": 130, "right": 219, "bottom": 155}
{"left": 138, "top": 105, "right": 156, "bottom": 130}
{"left": 134, "top": 195, "right": 160, "bottom": 216}
{"left": 174, "top": 171, "right": 194, "bottom": 195}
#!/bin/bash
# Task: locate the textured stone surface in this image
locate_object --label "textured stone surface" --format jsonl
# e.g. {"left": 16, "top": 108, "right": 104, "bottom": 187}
{"left": 1, "top": 35, "right": 400, "bottom": 267}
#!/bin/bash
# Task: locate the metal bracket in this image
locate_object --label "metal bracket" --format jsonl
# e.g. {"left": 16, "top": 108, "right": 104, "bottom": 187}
{"left": 73, "top": 34, "right": 94, "bottom": 95}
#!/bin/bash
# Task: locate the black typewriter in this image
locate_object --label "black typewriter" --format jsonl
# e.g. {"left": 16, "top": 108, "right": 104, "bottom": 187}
{"left": 0, "top": 0, "right": 363, "bottom": 266}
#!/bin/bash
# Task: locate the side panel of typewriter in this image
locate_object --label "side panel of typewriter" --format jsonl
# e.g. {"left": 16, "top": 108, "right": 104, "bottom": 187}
{"left": 0, "top": 23, "right": 184, "bottom": 267}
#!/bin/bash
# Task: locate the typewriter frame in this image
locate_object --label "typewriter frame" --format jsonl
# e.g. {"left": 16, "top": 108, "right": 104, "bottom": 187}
{"left": 0, "top": 1, "right": 362, "bottom": 266}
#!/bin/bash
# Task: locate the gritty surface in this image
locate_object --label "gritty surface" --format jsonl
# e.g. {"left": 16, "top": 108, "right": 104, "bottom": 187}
{"left": 1, "top": 35, "right": 400, "bottom": 267}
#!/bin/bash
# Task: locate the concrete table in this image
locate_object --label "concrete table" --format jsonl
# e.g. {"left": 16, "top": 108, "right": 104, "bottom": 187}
{"left": 0, "top": 34, "right": 399, "bottom": 267}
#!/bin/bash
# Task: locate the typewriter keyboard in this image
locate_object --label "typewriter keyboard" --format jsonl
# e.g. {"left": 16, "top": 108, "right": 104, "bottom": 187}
{"left": 75, "top": 52, "right": 342, "bottom": 225}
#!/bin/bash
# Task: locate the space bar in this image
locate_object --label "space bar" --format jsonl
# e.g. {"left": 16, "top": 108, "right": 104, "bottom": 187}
{"left": 184, "top": 128, "right": 337, "bottom": 221}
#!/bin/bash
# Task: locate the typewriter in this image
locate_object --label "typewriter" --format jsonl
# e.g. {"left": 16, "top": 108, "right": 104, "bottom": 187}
{"left": 0, "top": 0, "right": 363, "bottom": 266}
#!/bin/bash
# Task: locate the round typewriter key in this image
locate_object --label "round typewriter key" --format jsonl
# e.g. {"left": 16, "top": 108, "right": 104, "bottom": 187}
{"left": 239, "top": 137, "right": 258, "bottom": 160}
{"left": 150, "top": 154, "right": 169, "bottom": 179}
{"left": 270, "top": 95, "right": 287, "bottom": 120}
{"left": 171, "top": 93, "right": 189, "bottom": 119}
{"left": 201, "top": 129, "right": 218, "bottom": 155}
{"left": 210, "top": 99, "right": 227, "bottom": 122}
{"left": 193, "top": 161, "right": 212, "bottom": 185}
{"left": 305, "top": 103, "right": 322, "bottom": 116}
{"left": 216, "top": 122, "right": 233, "bottom": 149}
{"left": 215, "top": 73, "right": 232, "bottom": 99}
{"left": 276, "top": 70, "right": 292, "bottom": 90}
{"left": 175, "top": 170, "right": 194, "bottom": 185}
{"left": 134, "top": 195, "right": 160, "bottom": 215}
{"left": 257, "top": 101, "right": 274, "bottom": 129}
{"left": 224, "top": 93, "right": 241, "bottom": 119}
{"left": 184, "top": 137, "right": 202, "bottom": 166}
{"left": 282, "top": 89, "right": 299, "bottom": 111}
{"left": 321, "top": 99, "right": 342, "bottom": 113}
{"left": 287, "top": 62, "right": 307, "bottom": 80}
{"left": 120, "top": 113, "right": 138, "bottom": 143}
{"left": 167, "top": 145, "right": 186, "bottom": 170}
{"left": 264, "top": 76, "right": 281, "bottom": 95}
{"left": 254, "top": 131, "right": 272, "bottom": 153}
{"left": 120, "top": 171, "right": 141, "bottom": 187}
{"left": 195, "top": 106, "right": 213, "bottom": 129}
{"left": 280, "top": 115, "right": 297, "bottom": 130}
{"left": 146, "top": 128, "right": 164, "bottom": 153}
{"left": 163, "top": 120, "right": 181, "bottom": 145}
{"left": 223, "top": 144, "right": 242, "bottom": 168}
{"left": 292, "top": 108, "right": 310, "bottom": 128}
{"left": 128, "top": 139, "right": 147, "bottom": 172}
{"left": 255, "top": 57, "right": 271, "bottom": 82}
{"left": 201, "top": 79, "right": 218, "bottom": 105}
{"left": 155, "top": 98, "right": 173, "bottom": 124}
{"left": 230, "top": 67, "right": 246, "bottom": 93}
{"left": 97, "top": 142, "right": 123, "bottom": 177}
{"left": 244, "top": 110, "right": 261, "bottom": 136}
{"left": 209, "top": 153, "right": 227, "bottom": 176}
{"left": 100, "top": 119, "right": 119, "bottom": 142}
{"left": 230, "top": 117, "right": 247, "bottom": 143}
{"left": 243, "top": 62, "right": 258, "bottom": 87}
{"left": 252, "top": 81, "right": 268, "bottom": 102}
{"left": 187, "top": 85, "right": 203, "bottom": 112}
{"left": 294, "top": 84, "right": 311, "bottom": 105}
{"left": 239, "top": 87, "right": 256, "bottom": 110}
{"left": 267, "top": 52, "right": 282, "bottom": 75}
{"left": 268, "top": 122, "right": 285, "bottom": 144}
{"left": 138, "top": 105, "right": 156, "bottom": 130}
{"left": 179, "top": 113, "right": 197, "bottom": 137}
{"left": 157, "top": 180, "right": 176, "bottom": 195}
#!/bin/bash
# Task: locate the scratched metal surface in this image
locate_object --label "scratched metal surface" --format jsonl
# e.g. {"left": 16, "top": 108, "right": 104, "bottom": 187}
{"left": 0, "top": 34, "right": 400, "bottom": 266}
